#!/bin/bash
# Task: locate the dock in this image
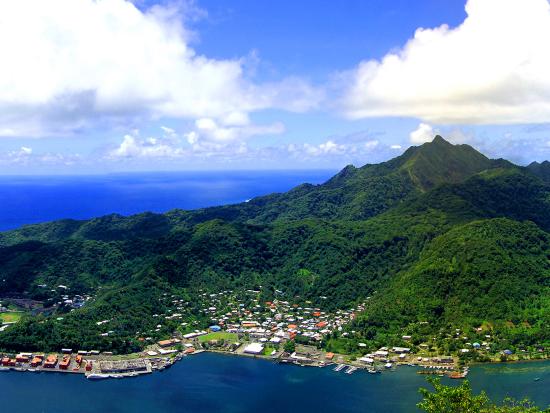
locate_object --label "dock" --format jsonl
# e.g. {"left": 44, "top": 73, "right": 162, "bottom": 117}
{"left": 333, "top": 364, "right": 346, "bottom": 372}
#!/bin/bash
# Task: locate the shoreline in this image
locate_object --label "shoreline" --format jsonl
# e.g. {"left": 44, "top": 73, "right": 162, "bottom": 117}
{"left": 2, "top": 347, "right": 546, "bottom": 381}
{"left": 470, "top": 356, "right": 550, "bottom": 367}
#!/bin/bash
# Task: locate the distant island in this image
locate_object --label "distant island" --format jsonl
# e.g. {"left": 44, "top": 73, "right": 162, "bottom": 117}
{"left": 0, "top": 136, "right": 548, "bottom": 380}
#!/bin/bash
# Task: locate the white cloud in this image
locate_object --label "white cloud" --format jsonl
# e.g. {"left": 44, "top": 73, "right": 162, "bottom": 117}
{"left": 409, "top": 123, "right": 479, "bottom": 145}
{"left": 6, "top": 147, "right": 34, "bottom": 163}
{"left": 0, "top": 146, "right": 81, "bottom": 166}
{"left": 343, "top": 0, "right": 550, "bottom": 125}
{"left": 193, "top": 117, "right": 284, "bottom": 144}
{"left": 108, "top": 116, "right": 285, "bottom": 160}
{"left": 0, "top": 0, "right": 321, "bottom": 137}
{"left": 390, "top": 144, "right": 402, "bottom": 150}
{"left": 109, "top": 133, "right": 186, "bottom": 159}
{"left": 409, "top": 123, "right": 435, "bottom": 144}
{"left": 289, "top": 138, "right": 380, "bottom": 159}
{"left": 303, "top": 140, "right": 347, "bottom": 156}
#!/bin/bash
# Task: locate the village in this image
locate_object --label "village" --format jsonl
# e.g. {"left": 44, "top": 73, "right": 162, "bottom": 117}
{"left": 0, "top": 288, "right": 473, "bottom": 380}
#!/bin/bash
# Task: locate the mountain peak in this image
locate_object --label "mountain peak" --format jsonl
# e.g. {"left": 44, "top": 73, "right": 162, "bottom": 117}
{"left": 400, "top": 135, "right": 493, "bottom": 190}
{"left": 431, "top": 135, "right": 450, "bottom": 145}
{"left": 527, "top": 160, "right": 550, "bottom": 183}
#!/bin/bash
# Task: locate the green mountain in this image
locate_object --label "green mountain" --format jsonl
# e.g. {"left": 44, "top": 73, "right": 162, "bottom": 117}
{"left": 0, "top": 136, "right": 548, "bottom": 354}
{"left": 527, "top": 160, "right": 550, "bottom": 183}
{"left": 185, "top": 135, "right": 497, "bottom": 223}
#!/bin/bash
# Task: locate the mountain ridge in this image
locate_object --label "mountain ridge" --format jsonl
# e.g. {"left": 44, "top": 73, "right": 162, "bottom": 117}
{"left": 0, "top": 136, "right": 527, "bottom": 246}
{"left": 0, "top": 136, "right": 548, "bottom": 354}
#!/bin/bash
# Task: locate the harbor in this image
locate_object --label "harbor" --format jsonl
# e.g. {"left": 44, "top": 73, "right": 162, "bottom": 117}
{"left": 0, "top": 352, "right": 548, "bottom": 413}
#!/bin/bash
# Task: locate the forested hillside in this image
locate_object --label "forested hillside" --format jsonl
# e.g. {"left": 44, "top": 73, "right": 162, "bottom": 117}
{"left": 0, "top": 136, "right": 548, "bottom": 354}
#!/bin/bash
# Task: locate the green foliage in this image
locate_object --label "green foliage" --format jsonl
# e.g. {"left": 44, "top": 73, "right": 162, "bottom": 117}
{"left": 0, "top": 136, "right": 549, "bottom": 354}
{"left": 527, "top": 161, "right": 550, "bottom": 184}
{"left": 283, "top": 340, "right": 296, "bottom": 353}
{"left": 418, "top": 378, "right": 549, "bottom": 413}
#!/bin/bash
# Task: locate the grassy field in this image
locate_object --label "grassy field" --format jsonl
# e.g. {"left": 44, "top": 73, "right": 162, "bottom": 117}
{"left": 198, "top": 332, "right": 238, "bottom": 343}
{"left": 263, "top": 345, "right": 277, "bottom": 356}
{"left": 0, "top": 312, "right": 23, "bottom": 323}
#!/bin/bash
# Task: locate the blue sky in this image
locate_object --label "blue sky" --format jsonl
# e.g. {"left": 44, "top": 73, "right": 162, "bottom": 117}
{"left": 0, "top": 0, "right": 549, "bottom": 173}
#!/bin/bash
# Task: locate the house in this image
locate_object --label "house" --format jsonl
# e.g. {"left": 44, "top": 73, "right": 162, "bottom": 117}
{"left": 15, "top": 354, "right": 30, "bottom": 363}
{"left": 358, "top": 356, "right": 374, "bottom": 364}
{"left": 43, "top": 355, "right": 58, "bottom": 368}
{"left": 243, "top": 343, "right": 264, "bottom": 355}
{"left": 59, "top": 356, "right": 71, "bottom": 370}
{"left": 183, "top": 331, "right": 207, "bottom": 339}
{"left": 392, "top": 347, "right": 411, "bottom": 354}
{"left": 325, "top": 352, "right": 335, "bottom": 360}
{"left": 158, "top": 339, "right": 180, "bottom": 347}
{"left": 31, "top": 357, "right": 43, "bottom": 367}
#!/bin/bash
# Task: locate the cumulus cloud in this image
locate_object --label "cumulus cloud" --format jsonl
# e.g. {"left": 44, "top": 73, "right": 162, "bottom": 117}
{"left": 109, "top": 114, "right": 286, "bottom": 161}
{"left": 0, "top": 0, "right": 322, "bottom": 137}
{"left": 409, "top": 123, "right": 479, "bottom": 145}
{"left": 0, "top": 146, "right": 81, "bottom": 167}
{"left": 106, "top": 126, "right": 396, "bottom": 168}
{"left": 287, "top": 136, "right": 380, "bottom": 159}
{"left": 191, "top": 117, "right": 284, "bottom": 145}
{"left": 109, "top": 134, "right": 186, "bottom": 158}
{"left": 109, "top": 127, "right": 187, "bottom": 158}
{"left": 343, "top": 0, "right": 550, "bottom": 125}
{"left": 409, "top": 123, "right": 435, "bottom": 144}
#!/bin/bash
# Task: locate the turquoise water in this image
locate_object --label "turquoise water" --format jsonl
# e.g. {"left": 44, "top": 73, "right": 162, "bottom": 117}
{"left": 0, "top": 353, "right": 548, "bottom": 413}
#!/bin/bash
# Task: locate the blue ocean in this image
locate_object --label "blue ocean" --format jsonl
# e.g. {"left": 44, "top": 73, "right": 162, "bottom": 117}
{"left": 0, "top": 170, "right": 335, "bottom": 231}
{"left": 0, "top": 353, "right": 548, "bottom": 413}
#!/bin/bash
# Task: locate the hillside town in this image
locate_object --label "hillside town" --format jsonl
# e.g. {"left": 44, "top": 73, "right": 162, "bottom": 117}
{"left": 2, "top": 287, "right": 547, "bottom": 380}
{"left": 1, "top": 288, "right": 473, "bottom": 380}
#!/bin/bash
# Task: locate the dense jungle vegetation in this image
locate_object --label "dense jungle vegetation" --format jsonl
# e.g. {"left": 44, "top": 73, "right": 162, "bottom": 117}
{"left": 0, "top": 136, "right": 548, "bottom": 354}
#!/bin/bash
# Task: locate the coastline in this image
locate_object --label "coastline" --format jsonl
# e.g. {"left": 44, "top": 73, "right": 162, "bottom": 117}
{"left": 3, "top": 346, "right": 547, "bottom": 381}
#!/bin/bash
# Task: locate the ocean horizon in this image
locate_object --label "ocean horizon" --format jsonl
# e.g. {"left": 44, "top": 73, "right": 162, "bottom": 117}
{"left": 0, "top": 170, "right": 336, "bottom": 231}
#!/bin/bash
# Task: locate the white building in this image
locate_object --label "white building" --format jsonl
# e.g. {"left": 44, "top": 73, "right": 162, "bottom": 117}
{"left": 244, "top": 343, "right": 264, "bottom": 355}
